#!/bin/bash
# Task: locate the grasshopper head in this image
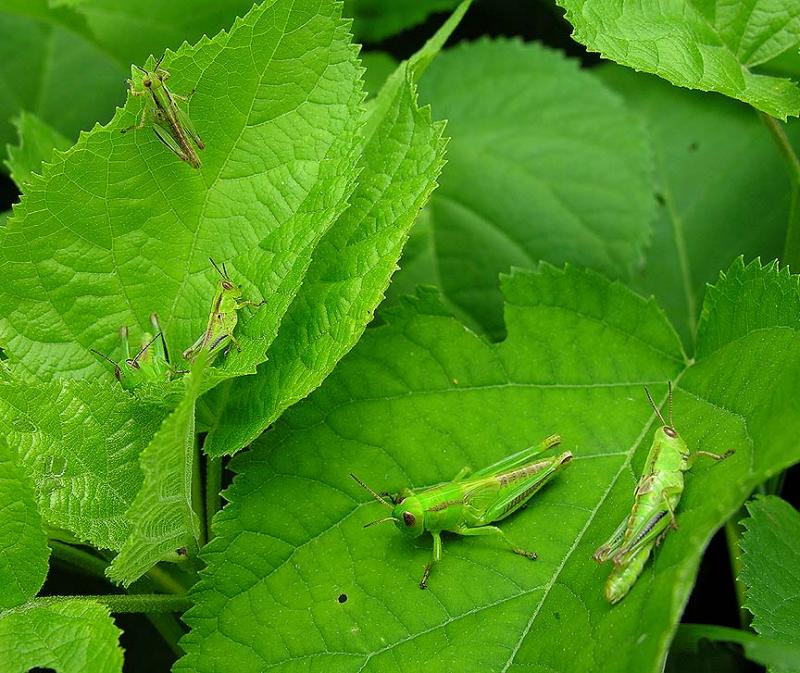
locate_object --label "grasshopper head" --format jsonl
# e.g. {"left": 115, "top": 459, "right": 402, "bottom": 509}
{"left": 210, "top": 258, "right": 243, "bottom": 299}
{"left": 646, "top": 383, "right": 691, "bottom": 470}
{"left": 392, "top": 497, "right": 425, "bottom": 539}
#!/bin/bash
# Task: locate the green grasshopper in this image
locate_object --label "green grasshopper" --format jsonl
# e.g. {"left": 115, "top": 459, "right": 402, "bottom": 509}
{"left": 182, "top": 258, "right": 265, "bottom": 363}
{"left": 122, "top": 56, "right": 204, "bottom": 168}
{"left": 352, "top": 434, "right": 573, "bottom": 589}
{"left": 91, "top": 313, "right": 174, "bottom": 390}
{"left": 593, "top": 383, "right": 734, "bottom": 604}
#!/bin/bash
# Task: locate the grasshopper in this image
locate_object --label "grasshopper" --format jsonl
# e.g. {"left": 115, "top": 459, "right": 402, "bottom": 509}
{"left": 122, "top": 56, "right": 204, "bottom": 168}
{"left": 182, "top": 259, "right": 265, "bottom": 363}
{"left": 91, "top": 313, "right": 174, "bottom": 390}
{"left": 352, "top": 434, "right": 572, "bottom": 589}
{"left": 593, "top": 383, "right": 734, "bottom": 604}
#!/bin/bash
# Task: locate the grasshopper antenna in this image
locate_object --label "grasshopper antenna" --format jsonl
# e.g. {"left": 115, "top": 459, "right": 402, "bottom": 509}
{"left": 127, "top": 331, "right": 163, "bottom": 367}
{"left": 350, "top": 473, "right": 393, "bottom": 510}
{"left": 363, "top": 516, "right": 398, "bottom": 528}
{"left": 90, "top": 348, "right": 122, "bottom": 381}
{"left": 644, "top": 386, "right": 668, "bottom": 428}
{"left": 209, "top": 257, "right": 228, "bottom": 279}
{"left": 667, "top": 381, "right": 674, "bottom": 428}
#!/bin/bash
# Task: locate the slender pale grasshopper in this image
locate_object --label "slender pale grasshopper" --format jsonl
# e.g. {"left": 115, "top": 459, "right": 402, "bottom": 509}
{"left": 352, "top": 434, "right": 572, "bottom": 589}
{"left": 593, "top": 383, "right": 734, "bottom": 604}
{"left": 182, "top": 259, "right": 264, "bottom": 363}
{"left": 91, "top": 313, "right": 174, "bottom": 390}
{"left": 122, "top": 56, "right": 204, "bottom": 168}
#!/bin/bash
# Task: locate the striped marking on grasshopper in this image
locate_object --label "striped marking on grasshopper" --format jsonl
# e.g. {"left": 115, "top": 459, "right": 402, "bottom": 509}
{"left": 593, "top": 383, "right": 734, "bottom": 604}
{"left": 352, "top": 434, "right": 572, "bottom": 589}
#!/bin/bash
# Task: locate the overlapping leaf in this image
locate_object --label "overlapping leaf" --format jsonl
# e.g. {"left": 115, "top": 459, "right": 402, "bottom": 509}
{"left": 597, "top": 66, "right": 800, "bottom": 344}
{"left": 392, "top": 39, "right": 654, "bottom": 337}
{"left": 201, "top": 2, "right": 464, "bottom": 456}
{"left": 107, "top": 356, "right": 207, "bottom": 585}
{"left": 0, "top": 600, "right": 123, "bottom": 673}
{"left": 0, "top": 438, "right": 49, "bottom": 610}
{"left": 5, "top": 111, "right": 71, "bottom": 188}
{"left": 344, "top": 0, "right": 462, "bottom": 42}
{"left": 556, "top": 0, "right": 800, "bottom": 119}
{"left": 0, "top": 0, "right": 364, "bottom": 394}
{"left": 0, "top": 373, "right": 164, "bottom": 550}
{"left": 740, "top": 495, "right": 800, "bottom": 666}
{"left": 178, "top": 259, "right": 800, "bottom": 673}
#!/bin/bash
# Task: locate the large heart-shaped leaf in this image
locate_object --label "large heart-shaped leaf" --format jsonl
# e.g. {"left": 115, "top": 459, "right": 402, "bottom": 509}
{"left": 556, "top": 0, "right": 800, "bottom": 119}
{"left": 177, "top": 259, "right": 800, "bottom": 673}
{"left": 391, "top": 39, "right": 654, "bottom": 337}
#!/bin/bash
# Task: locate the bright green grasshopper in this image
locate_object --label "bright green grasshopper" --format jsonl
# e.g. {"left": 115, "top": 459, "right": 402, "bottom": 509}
{"left": 182, "top": 259, "right": 265, "bottom": 363}
{"left": 593, "top": 383, "right": 734, "bottom": 604}
{"left": 352, "top": 434, "right": 573, "bottom": 589}
{"left": 122, "top": 56, "right": 204, "bottom": 168}
{"left": 91, "top": 313, "right": 175, "bottom": 390}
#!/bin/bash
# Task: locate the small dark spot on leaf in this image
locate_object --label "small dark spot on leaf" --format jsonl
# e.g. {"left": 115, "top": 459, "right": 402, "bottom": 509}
{"left": 688, "top": 141, "right": 699, "bottom": 151}
{"left": 338, "top": 593, "right": 348, "bottom": 604}
{"left": 554, "top": 611, "right": 560, "bottom": 621}
{"left": 655, "top": 193, "right": 666, "bottom": 206}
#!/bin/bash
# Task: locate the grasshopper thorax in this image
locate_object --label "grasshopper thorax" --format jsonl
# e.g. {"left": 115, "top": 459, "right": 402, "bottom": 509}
{"left": 392, "top": 497, "right": 425, "bottom": 539}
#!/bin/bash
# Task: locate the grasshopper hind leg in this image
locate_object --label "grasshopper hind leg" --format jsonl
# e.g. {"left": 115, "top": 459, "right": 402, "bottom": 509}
{"left": 458, "top": 525, "right": 537, "bottom": 560}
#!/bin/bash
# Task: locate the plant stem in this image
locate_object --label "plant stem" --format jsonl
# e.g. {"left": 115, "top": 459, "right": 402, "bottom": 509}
{"left": 205, "top": 456, "right": 222, "bottom": 542}
{"left": 192, "top": 433, "right": 206, "bottom": 548}
{"left": 49, "top": 540, "right": 109, "bottom": 580}
{"left": 760, "top": 112, "right": 800, "bottom": 269}
{"left": 146, "top": 564, "right": 190, "bottom": 595}
{"left": 32, "top": 593, "right": 192, "bottom": 614}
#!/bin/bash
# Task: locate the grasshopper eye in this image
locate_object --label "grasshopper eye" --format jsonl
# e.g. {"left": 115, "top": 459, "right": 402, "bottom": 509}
{"left": 402, "top": 512, "right": 416, "bottom": 527}
{"left": 222, "top": 281, "right": 234, "bottom": 291}
{"left": 663, "top": 427, "right": 677, "bottom": 438}
{"left": 143, "top": 78, "right": 152, "bottom": 88}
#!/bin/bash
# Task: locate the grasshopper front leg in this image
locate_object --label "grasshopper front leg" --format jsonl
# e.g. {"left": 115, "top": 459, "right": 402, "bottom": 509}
{"left": 420, "top": 531, "right": 443, "bottom": 589}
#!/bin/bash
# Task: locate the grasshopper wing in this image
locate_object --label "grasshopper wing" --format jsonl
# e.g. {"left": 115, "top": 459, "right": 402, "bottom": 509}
{"left": 470, "top": 434, "right": 561, "bottom": 479}
{"left": 462, "top": 480, "right": 501, "bottom": 521}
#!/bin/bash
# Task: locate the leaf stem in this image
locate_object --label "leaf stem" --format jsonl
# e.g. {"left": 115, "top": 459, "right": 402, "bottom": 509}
{"left": 192, "top": 432, "right": 206, "bottom": 548}
{"left": 146, "top": 564, "right": 190, "bottom": 595}
{"left": 760, "top": 112, "right": 800, "bottom": 269}
{"left": 49, "top": 540, "right": 109, "bottom": 580}
{"left": 31, "top": 593, "right": 192, "bottom": 614}
{"left": 205, "top": 456, "right": 222, "bottom": 542}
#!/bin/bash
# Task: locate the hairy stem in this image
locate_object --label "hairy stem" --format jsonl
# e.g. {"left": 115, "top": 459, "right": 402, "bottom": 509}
{"left": 32, "top": 593, "right": 192, "bottom": 614}
{"left": 205, "top": 456, "right": 222, "bottom": 542}
{"left": 760, "top": 112, "right": 800, "bottom": 269}
{"left": 49, "top": 540, "right": 109, "bottom": 580}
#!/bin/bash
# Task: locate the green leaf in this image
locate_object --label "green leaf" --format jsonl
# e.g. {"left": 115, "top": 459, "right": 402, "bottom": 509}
{"left": 178, "top": 259, "right": 800, "bottom": 673}
{"left": 106, "top": 356, "right": 207, "bottom": 586}
{"left": 392, "top": 39, "right": 654, "bottom": 337}
{"left": 597, "top": 66, "right": 800, "bottom": 345}
{"left": 0, "top": 1, "right": 260, "bottom": 164}
{"left": 556, "top": 0, "right": 800, "bottom": 119}
{"left": 740, "top": 496, "right": 800, "bottom": 662}
{"left": 0, "top": 374, "right": 165, "bottom": 550}
{"left": 68, "top": 0, "right": 256, "bottom": 65}
{"left": 344, "top": 0, "right": 462, "bottom": 42}
{"left": 0, "top": 437, "right": 49, "bottom": 610}
{"left": 5, "top": 111, "right": 72, "bottom": 188}
{"left": 0, "top": 0, "right": 364, "bottom": 395}
{"left": 201, "top": 2, "right": 465, "bottom": 456}
{"left": 0, "top": 0, "right": 126, "bottom": 162}
{"left": 0, "top": 599, "right": 123, "bottom": 673}
{"left": 674, "top": 624, "right": 800, "bottom": 673}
